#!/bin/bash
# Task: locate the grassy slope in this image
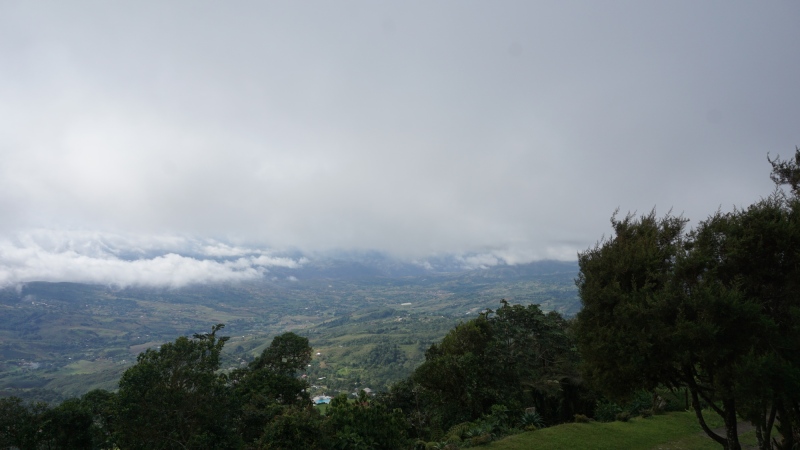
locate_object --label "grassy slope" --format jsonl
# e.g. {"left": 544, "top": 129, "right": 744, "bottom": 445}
{"left": 487, "top": 412, "right": 761, "bottom": 450}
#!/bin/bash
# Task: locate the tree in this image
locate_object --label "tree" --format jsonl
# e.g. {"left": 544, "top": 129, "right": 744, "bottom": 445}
{"left": 412, "top": 314, "right": 496, "bottom": 428}
{"left": 685, "top": 193, "right": 800, "bottom": 450}
{"left": 251, "top": 332, "right": 313, "bottom": 378}
{"left": 490, "top": 302, "right": 585, "bottom": 423}
{"left": 40, "top": 397, "right": 94, "bottom": 449}
{"left": 574, "top": 210, "right": 762, "bottom": 449}
{"left": 256, "top": 405, "right": 325, "bottom": 450}
{"left": 769, "top": 146, "right": 800, "bottom": 196}
{"left": 0, "top": 397, "right": 46, "bottom": 450}
{"left": 115, "top": 324, "right": 240, "bottom": 450}
{"left": 575, "top": 149, "right": 800, "bottom": 450}
{"left": 574, "top": 211, "right": 688, "bottom": 400}
{"left": 231, "top": 332, "right": 313, "bottom": 445}
{"left": 79, "top": 389, "right": 117, "bottom": 450}
{"left": 323, "top": 391, "right": 408, "bottom": 450}
{"left": 404, "top": 303, "right": 587, "bottom": 439}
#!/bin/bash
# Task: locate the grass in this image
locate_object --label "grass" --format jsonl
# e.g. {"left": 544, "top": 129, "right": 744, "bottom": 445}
{"left": 485, "top": 411, "right": 756, "bottom": 450}
{"left": 61, "top": 359, "right": 118, "bottom": 375}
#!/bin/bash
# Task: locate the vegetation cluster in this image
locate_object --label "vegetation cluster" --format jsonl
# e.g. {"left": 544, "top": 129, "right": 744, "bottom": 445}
{"left": 573, "top": 149, "right": 800, "bottom": 450}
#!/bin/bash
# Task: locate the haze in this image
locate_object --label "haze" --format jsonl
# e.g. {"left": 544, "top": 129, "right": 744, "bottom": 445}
{"left": 1, "top": 1, "right": 798, "bottom": 287}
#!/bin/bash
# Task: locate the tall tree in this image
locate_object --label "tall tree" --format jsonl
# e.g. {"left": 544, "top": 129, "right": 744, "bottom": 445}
{"left": 574, "top": 210, "right": 754, "bottom": 450}
{"left": 574, "top": 211, "right": 687, "bottom": 398}
{"left": 407, "top": 303, "right": 586, "bottom": 438}
{"left": 575, "top": 149, "right": 800, "bottom": 450}
{"left": 0, "top": 397, "right": 46, "bottom": 450}
{"left": 685, "top": 195, "right": 800, "bottom": 450}
{"left": 769, "top": 146, "right": 800, "bottom": 196}
{"left": 323, "top": 391, "right": 408, "bottom": 450}
{"left": 115, "top": 324, "right": 240, "bottom": 450}
{"left": 231, "top": 332, "right": 313, "bottom": 445}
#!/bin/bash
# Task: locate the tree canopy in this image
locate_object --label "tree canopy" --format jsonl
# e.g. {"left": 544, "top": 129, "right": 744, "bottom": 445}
{"left": 115, "top": 323, "right": 240, "bottom": 449}
{"left": 575, "top": 149, "right": 800, "bottom": 450}
{"left": 394, "top": 302, "right": 591, "bottom": 440}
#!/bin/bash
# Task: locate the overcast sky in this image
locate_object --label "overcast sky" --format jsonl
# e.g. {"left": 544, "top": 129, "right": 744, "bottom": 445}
{"left": 1, "top": 1, "right": 798, "bottom": 287}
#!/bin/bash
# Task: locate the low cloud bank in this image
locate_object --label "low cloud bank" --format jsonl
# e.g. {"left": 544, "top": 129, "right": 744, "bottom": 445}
{"left": 0, "top": 230, "right": 305, "bottom": 289}
{"left": 0, "top": 229, "right": 577, "bottom": 288}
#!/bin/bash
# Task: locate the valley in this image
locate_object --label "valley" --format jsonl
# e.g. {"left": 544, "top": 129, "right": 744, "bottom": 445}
{"left": 0, "top": 259, "right": 579, "bottom": 403}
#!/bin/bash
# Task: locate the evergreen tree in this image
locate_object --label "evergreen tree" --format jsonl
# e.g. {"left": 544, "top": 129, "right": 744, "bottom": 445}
{"left": 115, "top": 324, "right": 240, "bottom": 449}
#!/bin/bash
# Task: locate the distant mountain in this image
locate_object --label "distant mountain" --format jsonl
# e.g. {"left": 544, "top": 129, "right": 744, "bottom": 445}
{"left": 271, "top": 253, "right": 578, "bottom": 281}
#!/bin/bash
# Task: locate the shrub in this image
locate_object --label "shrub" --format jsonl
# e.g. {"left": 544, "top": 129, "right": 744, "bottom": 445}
{"left": 519, "top": 411, "right": 545, "bottom": 429}
{"left": 470, "top": 434, "right": 493, "bottom": 446}
{"left": 594, "top": 400, "right": 622, "bottom": 422}
{"left": 626, "top": 390, "right": 652, "bottom": 416}
{"left": 445, "top": 422, "right": 472, "bottom": 441}
{"left": 574, "top": 414, "right": 590, "bottom": 423}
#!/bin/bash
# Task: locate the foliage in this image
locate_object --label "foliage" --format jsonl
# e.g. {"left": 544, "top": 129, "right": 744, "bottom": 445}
{"left": 231, "top": 332, "right": 314, "bottom": 444}
{"left": 115, "top": 324, "right": 241, "bottom": 449}
{"left": 574, "top": 211, "right": 688, "bottom": 399}
{"left": 251, "top": 332, "right": 313, "bottom": 377}
{"left": 573, "top": 414, "right": 589, "bottom": 423}
{"left": 256, "top": 405, "right": 326, "bottom": 450}
{"left": 519, "top": 410, "right": 546, "bottom": 429}
{"left": 323, "top": 391, "right": 409, "bottom": 450}
{"left": 624, "top": 390, "right": 654, "bottom": 417}
{"left": 769, "top": 146, "right": 800, "bottom": 196}
{"left": 574, "top": 148, "right": 800, "bottom": 450}
{"left": 40, "top": 397, "right": 94, "bottom": 449}
{"left": 593, "top": 400, "right": 622, "bottom": 423}
{"left": 615, "top": 411, "right": 631, "bottom": 422}
{"left": 391, "top": 302, "right": 592, "bottom": 442}
{"left": 0, "top": 396, "right": 45, "bottom": 450}
{"left": 80, "top": 389, "right": 117, "bottom": 449}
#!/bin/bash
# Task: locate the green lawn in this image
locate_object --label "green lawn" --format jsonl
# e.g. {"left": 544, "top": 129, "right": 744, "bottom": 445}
{"left": 487, "top": 412, "right": 760, "bottom": 450}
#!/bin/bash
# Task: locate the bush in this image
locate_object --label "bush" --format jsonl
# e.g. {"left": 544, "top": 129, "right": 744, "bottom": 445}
{"left": 445, "top": 422, "right": 472, "bottom": 441}
{"left": 594, "top": 400, "right": 622, "bottom": 422}
{"left": 574, "top": 414, "right": 590, "bottom": 423}
{"left": 469, "top": 434, "right": 493, "bottom": 446}
{"left": 485, "top": 404, "right": 512, "bottom": 433}
{"left": 626, "top": 390, "right": 652, "bottom": 416}
{"left": 519, "top": 411, "right": 545, "bottom": 429}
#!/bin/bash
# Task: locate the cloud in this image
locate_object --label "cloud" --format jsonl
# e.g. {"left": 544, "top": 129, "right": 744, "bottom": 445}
{"left": 0, "top": 230, "right": 305, "bottom": 288}
{"left": 0, "top": 1, "right": 797, "bottom": 283}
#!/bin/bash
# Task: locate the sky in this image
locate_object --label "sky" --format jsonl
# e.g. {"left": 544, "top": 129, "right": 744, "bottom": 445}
{"left": 1, "top": 1, "right": 798, "bottom": 287}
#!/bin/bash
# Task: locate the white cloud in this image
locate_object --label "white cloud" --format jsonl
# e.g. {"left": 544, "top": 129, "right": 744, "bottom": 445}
{"left": 0, "top": 230, "right": 305, "bottom": 288}
{"left": 456, "top": 254, "right": 503, "bottom": 270}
